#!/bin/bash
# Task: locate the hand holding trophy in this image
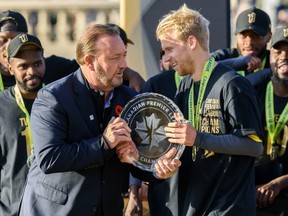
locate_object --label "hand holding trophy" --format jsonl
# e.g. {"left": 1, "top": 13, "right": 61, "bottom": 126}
{"left": 120, "top": 93, "right": 185, "bottom": 172}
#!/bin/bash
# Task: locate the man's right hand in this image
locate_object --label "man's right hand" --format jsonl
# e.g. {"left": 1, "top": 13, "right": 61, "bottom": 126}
{"left": 153, "top": 147, "right": 181, "bottom": 179}
{"left": 247, "top": 55, "right": 262, "bottom": 72}
{"left": 103, "top": 117, "right": 132, "bottom": 149}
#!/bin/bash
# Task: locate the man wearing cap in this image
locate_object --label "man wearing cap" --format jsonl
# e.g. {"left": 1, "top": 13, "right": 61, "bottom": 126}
{"left": 0, "top": 33, "right": 45, "bottom": 216}
{"left": 246, "top": 26, "right": 288, "bottom": 215}
{"left": 0, "top": 10, "right": 145, "bottom": 93}
{"left": 212, "top": 7, "right": 272, "bottom": 76}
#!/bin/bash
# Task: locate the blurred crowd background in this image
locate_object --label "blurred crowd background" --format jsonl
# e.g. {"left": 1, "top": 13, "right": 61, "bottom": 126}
{"left": 1, "top": 0, "right": 288, "bottom": 78}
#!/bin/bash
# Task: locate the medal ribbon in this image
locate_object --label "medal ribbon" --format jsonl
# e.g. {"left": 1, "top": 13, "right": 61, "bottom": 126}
{"left": 188, "top": 57, "right": 215, "bottom": 160}
{"left": 174, "top": 71, "right": 183, "bottom": 88}
{"left": 0, "top": 73, "right": 4, "bottom": 92}
{"left": 14, "top": 85, "right": 33, "bottom": 157}
{"left": 265, "top": 81, "right": 288, "bottom": 157}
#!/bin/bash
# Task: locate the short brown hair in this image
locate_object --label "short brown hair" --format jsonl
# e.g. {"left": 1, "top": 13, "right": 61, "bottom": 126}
{"left": 76, "top": 24, "right": 119, "bottom": 65}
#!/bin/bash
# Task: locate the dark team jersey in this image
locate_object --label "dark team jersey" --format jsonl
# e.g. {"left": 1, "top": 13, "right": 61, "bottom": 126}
{"left": 141, "top": 70, "right": 177, "bottom": 99}
{"left": 247, "top": 70, "right": 288, "bottom": 185}
{"left": 211, "top": 48, "right": 270, "bottom": 76}
{"left": 0, "top": 87, "right": 32, "bottom": 216}
{"left": 151, "top": 63, "right": 263, "bottom": 216}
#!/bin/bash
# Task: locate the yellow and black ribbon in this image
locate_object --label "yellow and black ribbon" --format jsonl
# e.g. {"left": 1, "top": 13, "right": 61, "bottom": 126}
{"left": 188, "top": 57, "right": 215, "bottom": 161}
{"left": 0, "top": 73, "right": 4, "bottom": 92}
{"left": 265, "top": 81, "right": 288, "bottom": 160}
{"left": 14, "top": 85, "right": 33, "bottom": 158}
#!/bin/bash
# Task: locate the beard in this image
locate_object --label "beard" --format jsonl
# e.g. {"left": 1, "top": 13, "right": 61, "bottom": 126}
{"left": 237, "top": 45, "right": 266, "bottom": 59}
{"left": 95, "top": 63, "right": 123, "bottom": 88}
{"left": 0, "top": 64, "right": 11, "bottom": 76}
{"left": 270, "top": 61, "right": 288, "bottom": 87}
{"left": 17, "top": 76, "right": 43, "bottom": 93}
{"left": 271, "top": 73, "right": 288, "bottom": 87}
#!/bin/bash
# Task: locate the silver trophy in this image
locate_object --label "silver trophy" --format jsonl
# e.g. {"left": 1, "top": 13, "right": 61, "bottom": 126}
{"left": 120, "top": 93, "right": 185, "bottom": 171}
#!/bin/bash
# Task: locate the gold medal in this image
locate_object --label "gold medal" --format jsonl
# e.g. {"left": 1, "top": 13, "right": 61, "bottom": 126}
{"left": 270, "top": 146, "right": 276, "bottom": 160}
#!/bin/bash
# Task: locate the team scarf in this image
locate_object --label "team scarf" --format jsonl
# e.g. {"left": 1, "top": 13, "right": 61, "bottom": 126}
{"left": 188, "top": 57, "right": 215, "bottom": 161}
{"left": 265, "top": 81, "right": 288, "bottom": 160}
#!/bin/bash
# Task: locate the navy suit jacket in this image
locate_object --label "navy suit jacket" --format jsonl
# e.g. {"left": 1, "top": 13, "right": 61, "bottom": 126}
{"left": 19, "top": 69, "right": 137, "bottom": 216}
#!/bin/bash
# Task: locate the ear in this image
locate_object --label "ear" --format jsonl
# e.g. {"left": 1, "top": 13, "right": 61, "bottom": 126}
{"left": 266, "top": 32, "right": 272, "bottom": 43}
{"left": 83, "top": 54, "right": 94, "bottom": 71}
{"left": 7, "top": 62, "right": 14, "bottom": 75}
{"left": 187, "top": 35, "right": 197, "bottom": 49}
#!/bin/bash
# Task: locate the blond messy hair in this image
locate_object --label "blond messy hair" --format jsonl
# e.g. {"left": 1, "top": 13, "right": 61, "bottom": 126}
{"left": 156, "top": 4, "right": 210, "bottom": 51}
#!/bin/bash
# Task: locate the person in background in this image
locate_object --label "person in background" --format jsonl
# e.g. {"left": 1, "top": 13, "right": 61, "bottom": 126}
{"left": 0, "top": 10, "right": 145, "bottom": 93}
{"left": 151, "top": 4, "right": 264, "bottom": 215}
{"left": 247, "top": 25, "right": 288, "bottom": 216}
{"left": 0, "top": 33, "right": 45, "bottom": 216}
{"left": 212, "top": 7, "right": 272, "bottom": 75}
{"left": 19, "top": 24, "right": 139, "bottom": 216}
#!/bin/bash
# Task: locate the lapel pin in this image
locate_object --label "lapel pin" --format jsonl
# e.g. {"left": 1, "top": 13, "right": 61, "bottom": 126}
{"left": 89, "top": 115, "right": 94, "bottom": 121}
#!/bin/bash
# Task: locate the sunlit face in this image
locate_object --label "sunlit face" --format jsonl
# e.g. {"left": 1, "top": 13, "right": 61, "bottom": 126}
{"left": 270, "top": 42, "right": 288, "bottom": 86}
{"left": 8, "top": 49, "right": 45, "bottom": 93}
{"left": 160, "top": 35, "right": 193, "bottom": 76}
{"left": 236, "top": 30, "right": 271, "bottom": 57}
{"left": 0, "top": 25, "right": 22, "bottom": 75}
{"left": 88, "top": 35, "right": 127, "bottom": 91}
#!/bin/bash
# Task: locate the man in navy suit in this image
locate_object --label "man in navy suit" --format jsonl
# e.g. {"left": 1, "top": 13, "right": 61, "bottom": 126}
{"left": 19, "top": 24, "right": 139, "bottom": 216}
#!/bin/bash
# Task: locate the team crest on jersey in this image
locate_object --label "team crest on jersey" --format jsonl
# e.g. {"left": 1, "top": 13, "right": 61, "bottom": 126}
{"left": 248, "top": 12, "right": 256, "bottom": 24}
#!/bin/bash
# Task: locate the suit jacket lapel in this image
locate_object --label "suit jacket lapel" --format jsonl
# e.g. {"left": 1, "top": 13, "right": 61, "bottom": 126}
{"left": 73, "top": 69, "right": 100, "bottom": 135}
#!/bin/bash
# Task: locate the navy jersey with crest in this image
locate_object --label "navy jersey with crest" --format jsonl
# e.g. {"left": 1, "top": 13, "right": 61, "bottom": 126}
{"left": 153, "top": 62, "right": 263, "bottom": 216}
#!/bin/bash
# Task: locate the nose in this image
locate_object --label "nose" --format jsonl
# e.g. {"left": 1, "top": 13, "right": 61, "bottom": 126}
{"left": 163, "top": 54, "right": 171, "bottom": 63}
{"left": 26, "top": 66, "right": 36, "bottom": 76}
{"left": 280, "top": 51, "right": 288, "bottom": 60}
{"left": 119, "top": 57, "right": 127, "bottom": 69}
{"left": 243, "top": 35, "right": 256, "bottom": 46}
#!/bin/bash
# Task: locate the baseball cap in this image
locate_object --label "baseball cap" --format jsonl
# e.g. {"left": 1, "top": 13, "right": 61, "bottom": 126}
{"left": 271, "top": 26, "right": 288, "bottom": 47}
{"left": 235, "top": 7, "right": 271, "bottom": 36}
{"left": 106, "top": 23, "right": 134, "bottom": 45}
{"left": 7, "top": 33, "right": 43, "bottom": 61}
{"left": 0, "top": 10, "right": 28, "bottom": 33}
